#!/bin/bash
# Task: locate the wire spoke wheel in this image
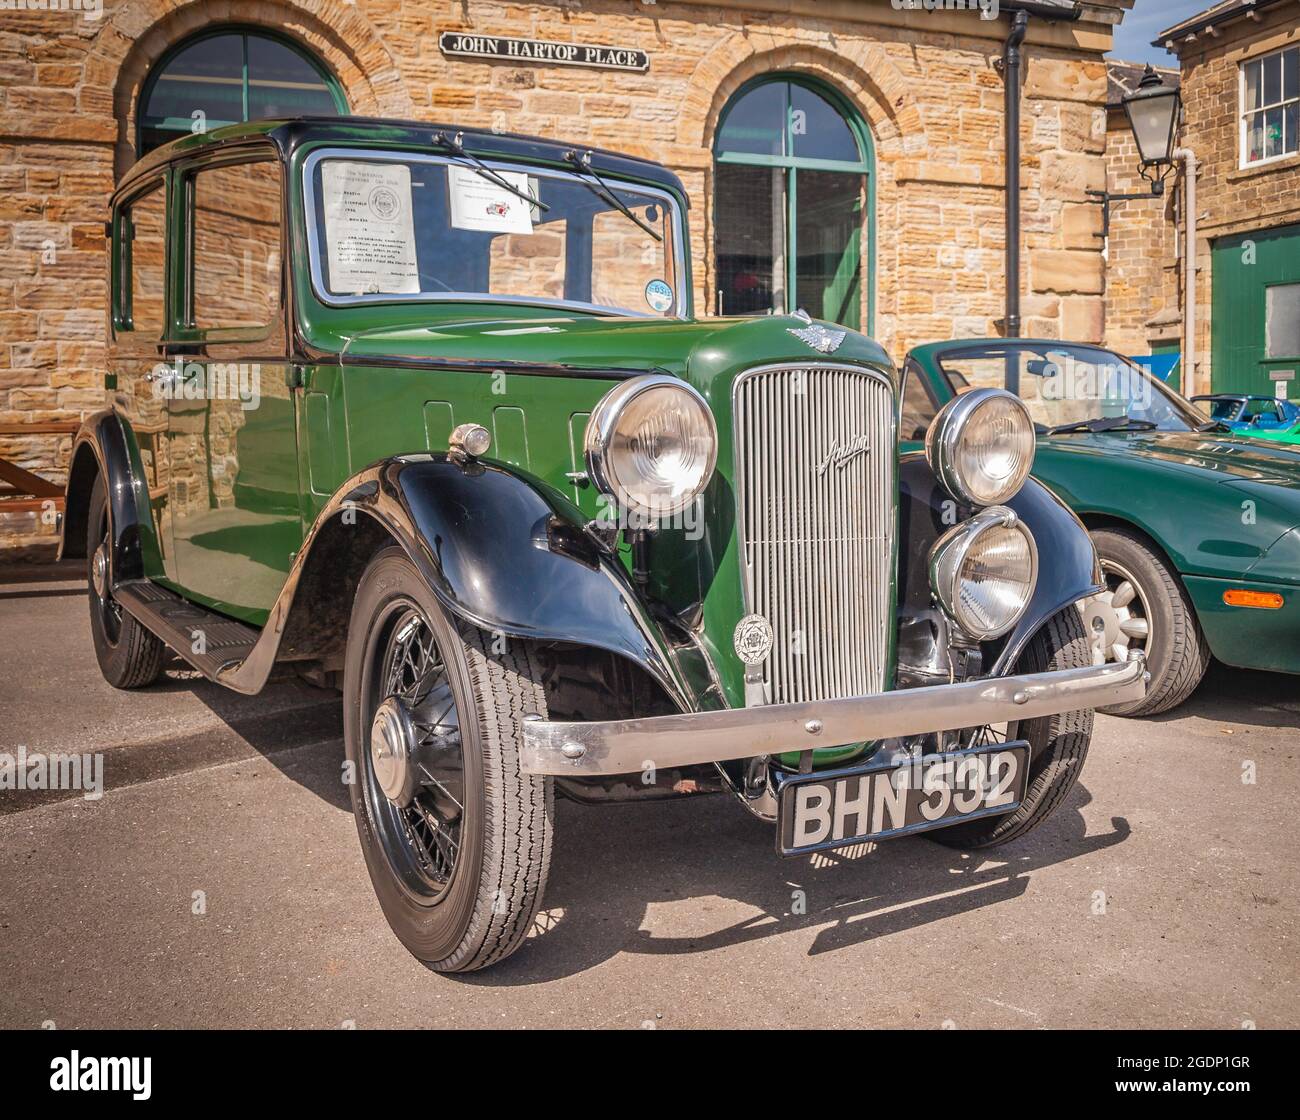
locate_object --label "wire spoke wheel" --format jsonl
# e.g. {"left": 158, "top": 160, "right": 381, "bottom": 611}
{"left": 362, "top": 601, "right": 466, "bottom": 902}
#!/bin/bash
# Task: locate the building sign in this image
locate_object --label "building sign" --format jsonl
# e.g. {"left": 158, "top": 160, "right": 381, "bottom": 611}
{"left": 439, "top": 32, "right": 649, "bottom": 73}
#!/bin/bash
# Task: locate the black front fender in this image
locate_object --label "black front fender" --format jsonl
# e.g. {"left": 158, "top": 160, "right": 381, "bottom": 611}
{"left": 315, "top": 454, "right": 694, "bottom": 707}
{"left": 898, "top": 452, "right": 1101, "bottom": 676}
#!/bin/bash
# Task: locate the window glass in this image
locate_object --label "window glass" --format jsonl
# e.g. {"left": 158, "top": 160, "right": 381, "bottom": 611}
{"left": 713, "top": 77, "right": 868, "bottom": 330}
{"left": 1243, "top": 47, "right": 1299, "bottom": 164}
{"left": 139, "top": 31, "right": 343, "bottom": 155}
{"left": 794, "top": 169, "right": 863, "bottom": 324}
{"left": 790, "top": 84, "right": 860, "bottom": 162}
{"left": 714, "top": 162, "right": 785, "bottom": 316}
{"left": 191, "top": 160, "right": 282, "bottom": 330}
{"left": 308, "top": 156, "right": 679, "bottom": 315}
{"left": 937, "top": 343, "right": 1205, "bottom": 433}
{"left": 246, "top": 35, "right": 342, "bottom": 119}
{"left": 716, "top": 81, "right": 787, "bottom": 157}
{"left": 1266, "top": 282, "right": 1300, "bottom": 358}
{"left": 900, "top": 364, "right": 937, "bottom": 442}
{"left": 123, "top": 183, "right": 167, "bottom": 334}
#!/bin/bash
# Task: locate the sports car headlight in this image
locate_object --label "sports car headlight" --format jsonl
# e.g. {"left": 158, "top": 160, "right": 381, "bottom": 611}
{"left": 926, "top": 387, "right": 1035, "bottom": 507}
{"left": 585, "top": 374, "right": 718, "bottom": 519}
{"left": 929, "top": 506, "right": 1038, "bottom": 640}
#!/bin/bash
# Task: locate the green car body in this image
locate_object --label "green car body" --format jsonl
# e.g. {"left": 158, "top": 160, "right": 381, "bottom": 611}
{"left": 904, "top": 339, "right": 1300, "bottom": 681}
{"left": 1247, "top": 420, "right": 1300, "bottom": 447}
{"left": 60, "top": 121, "right": 1149, "bottom": 971}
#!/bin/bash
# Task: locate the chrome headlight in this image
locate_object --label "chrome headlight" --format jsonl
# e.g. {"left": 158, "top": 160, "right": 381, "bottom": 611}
{"left": 585, "top": 374, "right": 718, "bottom": 520}
{"left": 929, "top": 506, "right": 1038, "bottom": 640}
{"left": 926, "top": 388, "right": 1035, "bottom": 507}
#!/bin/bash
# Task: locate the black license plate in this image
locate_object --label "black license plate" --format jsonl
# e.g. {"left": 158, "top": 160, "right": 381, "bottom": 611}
{"left": 777, "top": 742, "right": 1031, "bottom": 856}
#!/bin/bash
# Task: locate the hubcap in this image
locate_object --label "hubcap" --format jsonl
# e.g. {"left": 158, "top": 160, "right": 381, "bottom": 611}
{"left": 1079, "top": 560, "right": 1150, "bottom": 666}
{"left": 371, "top": 696, "right": 418, "bottom": 807}
{"left": 91, "top": 541, "right": 109, "bottom": 598}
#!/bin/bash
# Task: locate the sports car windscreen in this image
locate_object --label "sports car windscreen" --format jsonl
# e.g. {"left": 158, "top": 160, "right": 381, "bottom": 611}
{"left": 937, "top": 343, "right": 1206, "bottom": 434}
{"left": 305, "top": 151, "right": 681, "bottom": 316}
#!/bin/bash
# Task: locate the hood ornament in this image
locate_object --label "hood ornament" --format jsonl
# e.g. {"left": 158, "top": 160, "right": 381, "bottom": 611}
{"left": 788, "top": 322, "right": 846, "bottom": 355}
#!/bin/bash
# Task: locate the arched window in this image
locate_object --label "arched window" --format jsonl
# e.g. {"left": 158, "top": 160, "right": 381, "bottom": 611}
{"left": 713, "top": 76, "right": 873, "bottom": 331}
{"left": 138, "top": 28, "right": 347, "bottom": 155}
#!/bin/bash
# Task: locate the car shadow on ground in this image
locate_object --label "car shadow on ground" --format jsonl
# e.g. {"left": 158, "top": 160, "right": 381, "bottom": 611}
{"left": 1147, "top": 661, "right": 1300, "bottom": 730}
{"left": 450, "top": 781, "right": 1128, "bottom": 986}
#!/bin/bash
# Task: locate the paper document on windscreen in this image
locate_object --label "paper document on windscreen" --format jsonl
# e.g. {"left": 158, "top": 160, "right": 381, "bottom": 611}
{"left": 447, "top": 165, "right": 536, "bottom": 234}
{"left": 321, "top": 160, "right": 420, "bottom": 294}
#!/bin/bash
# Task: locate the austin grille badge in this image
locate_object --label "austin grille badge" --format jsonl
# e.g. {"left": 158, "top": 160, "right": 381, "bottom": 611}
{"left": 788, "top": 323, "right": 846, "bottom": 354}
{"left": 815, "top": 434, "right": 871, "bottom": 476}
{"left": 733, "top": 614, "right": 774, "bottom": 665}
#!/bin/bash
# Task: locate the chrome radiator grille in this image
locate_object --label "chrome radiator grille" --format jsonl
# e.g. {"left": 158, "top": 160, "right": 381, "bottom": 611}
{"left": 733, "top": 363, "right": 895, "bottom": 704}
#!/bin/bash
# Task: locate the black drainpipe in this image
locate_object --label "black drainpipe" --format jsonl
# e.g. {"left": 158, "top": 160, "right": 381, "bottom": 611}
{"left": 1003, "top": 8, "right": 1029, "bottom": 347}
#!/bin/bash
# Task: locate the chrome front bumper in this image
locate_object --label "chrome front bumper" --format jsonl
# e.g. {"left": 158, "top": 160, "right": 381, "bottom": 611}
{"left": 520, "top": 655, "right": 1146, "bottom": 776}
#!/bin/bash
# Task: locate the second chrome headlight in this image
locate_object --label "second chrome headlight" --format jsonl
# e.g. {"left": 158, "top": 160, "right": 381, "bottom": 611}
{"left": 585, "top": 375, "right": 717, "bottom": 520}
{"left": 929, "top": 506, "right": 1038, "bottom": 640}
{"left": 926, "top": 387, "right": 1035, "bottom": 507}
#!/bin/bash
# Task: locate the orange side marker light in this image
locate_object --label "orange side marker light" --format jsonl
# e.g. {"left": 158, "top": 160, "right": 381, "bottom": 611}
{"left": 1223, "top": 589, "right": 1284, "bottom": 609}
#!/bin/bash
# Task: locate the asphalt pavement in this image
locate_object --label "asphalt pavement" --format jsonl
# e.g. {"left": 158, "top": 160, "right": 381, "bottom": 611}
{"left": 1, "top": 578, "right": 1296, "bottom": 1028}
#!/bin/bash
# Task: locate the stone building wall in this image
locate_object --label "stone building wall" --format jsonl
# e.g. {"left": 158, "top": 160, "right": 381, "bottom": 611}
{"left": 0, "top": 0, "right": 1130, "bottom": 551}
{"left": 1170, "top": 2, "right": 1300, "bottom": 397}
{"left": 1101, "top": 102, "right": 1179, "bottom": 360}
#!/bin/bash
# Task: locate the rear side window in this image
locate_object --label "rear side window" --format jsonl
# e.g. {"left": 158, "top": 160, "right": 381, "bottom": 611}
{"left": 120, "top": 182, "right": 167, "bottom": 334}
{"left": 189, "top": 159, "right": 282, "bottom": 331}
{"left": 900, "top": 361, "right": 938, "bottom": 441}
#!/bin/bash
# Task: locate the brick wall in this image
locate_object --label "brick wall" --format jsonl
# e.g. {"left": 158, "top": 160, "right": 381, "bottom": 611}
{"left": 1101, "top": 105, "right": 1179, "bottom": 359}
{"left": 0, "top": 0, "right": 1129, "bottom": 551}
{"left": 1162, "top": 3, "right": 1300, "bottom": 396}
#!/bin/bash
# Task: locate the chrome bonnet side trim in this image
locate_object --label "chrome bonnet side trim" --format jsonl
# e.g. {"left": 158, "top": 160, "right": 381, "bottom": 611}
{"left": 520, "top": 655, "right": 1147, "bottom": 776}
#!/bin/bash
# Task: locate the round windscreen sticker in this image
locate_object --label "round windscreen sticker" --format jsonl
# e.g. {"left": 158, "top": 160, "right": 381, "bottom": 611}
{"left": 645, "top": 279, "right": 673, "bottom": 312}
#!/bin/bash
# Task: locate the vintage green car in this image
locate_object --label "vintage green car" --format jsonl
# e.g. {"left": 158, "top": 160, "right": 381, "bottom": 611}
{"left": 62, "top": 119, "right": 1144, "bottom": 972}
{"left": 903, "top": 340, "right": 1300, "bottom": 716}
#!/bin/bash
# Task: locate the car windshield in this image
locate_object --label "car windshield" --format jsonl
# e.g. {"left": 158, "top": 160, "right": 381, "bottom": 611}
{"left": 1199, "top": 398, "right": 1242, "bottom": 421}
{"left": 936, "top": 342, "right": 1205, "bottom": 433}
{"left": 304, "top": 149, "right": 681, "bottom": 316}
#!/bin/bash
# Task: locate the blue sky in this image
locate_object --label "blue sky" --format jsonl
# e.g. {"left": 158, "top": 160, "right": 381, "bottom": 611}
{"left": 1108, "top": 0, "right": 1210, "bottom": 65}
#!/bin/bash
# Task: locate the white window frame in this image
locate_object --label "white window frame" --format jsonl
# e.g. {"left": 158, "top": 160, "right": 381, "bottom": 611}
{"left": 1239, "top": 45, "right": 1300, "bottom": 169}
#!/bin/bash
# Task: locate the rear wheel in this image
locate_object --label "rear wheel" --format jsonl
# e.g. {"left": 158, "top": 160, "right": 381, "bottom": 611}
{"left": 86, "top": 475, "right": 164, "bottom": 689}
{"left": 1078, "top": 527, "right": 1209, "bottom": 716}
{"left": 343, "top": 546, "right": 553, "bottom": 972}
{"left": 931, "top": 608, "right": 1093, "bottom": 850}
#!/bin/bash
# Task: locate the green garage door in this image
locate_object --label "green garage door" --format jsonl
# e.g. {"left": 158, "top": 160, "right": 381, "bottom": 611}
{"left": 1212, "top": 223, "right": 1300, "bottom": 400}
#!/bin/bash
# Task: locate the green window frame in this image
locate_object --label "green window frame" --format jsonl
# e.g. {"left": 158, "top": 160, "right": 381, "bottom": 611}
{"left": 137, "top": 27, "right": 348, "bottom": 156}
{"left": 712, "top": 74, "right": 875, "bottom": 332}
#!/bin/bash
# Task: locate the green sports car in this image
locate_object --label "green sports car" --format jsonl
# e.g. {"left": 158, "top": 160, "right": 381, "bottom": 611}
{"left": 1247, "top": 418, "right": 1300, "bottom": 447}
{"left": 904, "top": 339, "right": 1300, "bottom": 717}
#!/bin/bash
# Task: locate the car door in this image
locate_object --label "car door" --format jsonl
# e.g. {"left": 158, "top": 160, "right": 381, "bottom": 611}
{"left": 165, "top": 147, "right": 300, "bottom": 624}
{"left": 111, "top": 174, "right": 177, "bottom": 583}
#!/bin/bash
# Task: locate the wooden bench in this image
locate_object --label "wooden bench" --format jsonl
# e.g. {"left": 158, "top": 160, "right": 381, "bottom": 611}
{"left": 0, "top": 420, "right": 81, "bottom": 515}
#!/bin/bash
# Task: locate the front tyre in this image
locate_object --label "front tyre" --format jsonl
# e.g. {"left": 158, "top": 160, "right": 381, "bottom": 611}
{"left": 1079, "top": 527, "right": 1209, "bottom": 717}
{"left": 343, "top": 546, "right": 553, "bottom": 973}
{"left": 931, "top": 608, "right": 1094, "bottom": 850}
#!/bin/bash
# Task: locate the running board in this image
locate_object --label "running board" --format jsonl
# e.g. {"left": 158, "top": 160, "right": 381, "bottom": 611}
{"left": 114, "top": 581, "right": 266, "bottom": 691}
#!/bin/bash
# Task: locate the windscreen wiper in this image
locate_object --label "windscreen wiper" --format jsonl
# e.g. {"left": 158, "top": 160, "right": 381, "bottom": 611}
{"left": 1047, "top": 417, "right": 1159, "bottom": 435}
{"left": 1196, "top": 420, "right": 1233, "bottom": 433}
{"left": 564, "top": 149, "right": 662, "bottom": 242}
{"left": 432, "top": 130, "right": 549, "bottom": 212}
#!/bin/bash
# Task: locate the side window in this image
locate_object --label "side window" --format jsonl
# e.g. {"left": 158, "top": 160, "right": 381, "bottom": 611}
{"left": 189, "top": 159, "right": 282, "bottom": 331}
{"left": 121, "top": 183, "right": 167, "bottom": 335}
{"left": 900, "top": 362, "right": 938, "bottom": 441}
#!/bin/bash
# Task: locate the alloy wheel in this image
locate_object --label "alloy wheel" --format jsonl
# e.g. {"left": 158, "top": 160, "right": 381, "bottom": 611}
{"left": 1078, "top": 559, "right": 1151, "bottom": 666}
